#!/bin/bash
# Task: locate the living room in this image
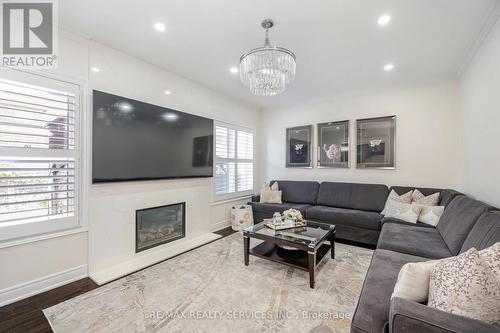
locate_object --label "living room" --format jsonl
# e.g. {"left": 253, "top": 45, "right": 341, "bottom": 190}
{"left": 0, "top": 0, "right": 499, "bottom": 332}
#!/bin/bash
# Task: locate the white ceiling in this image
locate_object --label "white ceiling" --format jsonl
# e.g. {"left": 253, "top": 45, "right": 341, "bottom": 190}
{"left": 60, "top": 0, "right": 498, "bottom": 109}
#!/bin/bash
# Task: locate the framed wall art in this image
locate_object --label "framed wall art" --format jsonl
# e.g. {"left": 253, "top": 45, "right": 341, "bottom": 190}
{"left": 356, "top": 116, "right": 396, "bottom": 169}
{"left": 317, "top": 120, "right": 349, "bottom": 168}
{"left": 286, "top": 125, "right": 312, "bottom": 168}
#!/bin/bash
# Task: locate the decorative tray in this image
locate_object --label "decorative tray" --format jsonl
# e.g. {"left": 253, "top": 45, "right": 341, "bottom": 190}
{"left": 263, "top": 219, "right": 307, "bottom": 231}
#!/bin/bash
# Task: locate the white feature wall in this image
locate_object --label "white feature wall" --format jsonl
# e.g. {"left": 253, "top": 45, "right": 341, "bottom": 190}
{"left": 87, "top": 42, "right": 259, "bottom": 283}
{"left": 460, "top": 16, "right": 500, "bottom": 207}
{"left": 259, "top": 81, "right": 463, "bottom": 189}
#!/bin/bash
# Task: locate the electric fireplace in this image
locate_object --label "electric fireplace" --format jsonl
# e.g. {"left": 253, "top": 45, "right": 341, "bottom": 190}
{"left": 135, "top": 202, "right": 186, "bottom": 252}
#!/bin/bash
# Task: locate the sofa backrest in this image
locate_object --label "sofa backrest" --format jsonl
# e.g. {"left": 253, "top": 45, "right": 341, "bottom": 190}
{"left": 317, "top": 182, "right": 388, "bottom": 212}
{"left": 271, "top": 180, "right": 320, "bottom": 205}
{"left": 460, "top": 210, "right": 500, "bottom": 253}
{"left": 388, "top": 186, "right": 460, "bottom": 206}
{"left": 437, "top": 195, "right": 490, "bottom": 255}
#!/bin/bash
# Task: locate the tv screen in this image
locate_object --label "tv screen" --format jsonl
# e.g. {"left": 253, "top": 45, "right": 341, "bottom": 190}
{"left": 92, "top": 90, "right": 213, "bottom": 183}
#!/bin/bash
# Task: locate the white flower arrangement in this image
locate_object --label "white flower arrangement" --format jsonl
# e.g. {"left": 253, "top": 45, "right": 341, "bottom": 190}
{"left": 282, "top": 208, "right": 303, "bottom": 221}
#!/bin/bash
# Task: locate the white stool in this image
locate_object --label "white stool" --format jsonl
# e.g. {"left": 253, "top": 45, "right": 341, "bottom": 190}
{"left": 231, "top": 205, "right": 254, "bottom": 231}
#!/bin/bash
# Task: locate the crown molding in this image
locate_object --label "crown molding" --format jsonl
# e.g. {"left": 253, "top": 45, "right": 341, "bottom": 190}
{"left": 458, "top": 1, "right": 500, "bottom": 76}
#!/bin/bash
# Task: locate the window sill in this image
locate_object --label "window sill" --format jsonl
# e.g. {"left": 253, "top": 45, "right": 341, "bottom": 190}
{"left": 0, "top": 226, "right": 88, "bottom": 249}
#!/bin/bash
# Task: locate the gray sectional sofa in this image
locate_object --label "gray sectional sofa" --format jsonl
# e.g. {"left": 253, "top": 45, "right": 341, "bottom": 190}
{"left": 248, "top": 180, "right": 500, "bottom": 333}
{"left": 250, "top": 180, "right": 460, "bottom": 246}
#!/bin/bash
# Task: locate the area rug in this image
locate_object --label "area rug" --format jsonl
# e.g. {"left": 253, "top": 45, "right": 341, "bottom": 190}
{"left": 44, "top": 233, "right": 373, "bottom": 333}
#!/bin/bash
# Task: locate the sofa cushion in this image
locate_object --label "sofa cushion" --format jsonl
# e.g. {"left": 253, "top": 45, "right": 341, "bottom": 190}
{"left": 460, "top": 210, "right": 500, "bottom": 253}
{"left": 437, "top": 195, "right": 490, "bottom": 255}
{"left": 381, "top": 217, "right": 434, "bottom": 228}
{"left": 248, "top": 202, "right": 312, "bottom": 215}
{"left": 317, "top": 182, "right": 388, "bottom": 212}
{"left": 270, "top": 180, "right": 319, "bottom": 205}
{"left": 305, "top": 205, "right": 382, "bottom": 230}
{"left": 378, "top": 223, "right": 452, "bottom": 259}
{"left": 351, "top": 249, "right": 428, "bottom": 333}
{"left": 389, "top": 186, "right": 460, "bottom": 206}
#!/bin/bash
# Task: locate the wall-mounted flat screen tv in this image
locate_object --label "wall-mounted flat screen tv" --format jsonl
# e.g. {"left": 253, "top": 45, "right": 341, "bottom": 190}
{"left": 92, "top": 90, "right": 213, "bottom": 183}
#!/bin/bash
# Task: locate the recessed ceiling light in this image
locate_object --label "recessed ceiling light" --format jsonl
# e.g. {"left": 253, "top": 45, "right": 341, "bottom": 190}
{"left": 378, "top": 15, "right": 391, "bottom": 26}
{"left": 91, "top": 67, "right": 100, "bottom": 73}
{"left": 230, "top": 66, "right": 238, "bottom": 74}
{"left": 384, "top": 63, "right": 395, "bottom": 71}
{"left": 154, "top": 22, "right": 166, "bottom": 32}
{"left": 164, "top": 90, "right": 172, "bottom": 95}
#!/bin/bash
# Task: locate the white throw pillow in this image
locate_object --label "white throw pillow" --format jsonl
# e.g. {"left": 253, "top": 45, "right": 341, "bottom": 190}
{"left": 412, "top": 189, "right": 440, "bottom": 206}
{"left": 260, "top": 190, "right": 282, "bottom": 204}
{"left": 418, "top": 205, "right": 445, "bottom": 226}
{"left": 428, "top": 248, "right": 500, "bottom": 325}
{"left": 384, "top": 201, "right": 423, "bottom": 223}
{"left": 392, "top": 260, "right": 441, "bottom": 302}
{"left": 381, "top": 190, "right": 413, "bottom": 215}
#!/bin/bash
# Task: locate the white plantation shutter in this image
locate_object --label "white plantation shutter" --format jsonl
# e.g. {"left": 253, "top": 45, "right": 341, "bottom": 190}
{"left": 215, "top": 123, "right": 254, "bottom": 199}
{"left": 0, "top": 69, "right": 80, "bottom": 242}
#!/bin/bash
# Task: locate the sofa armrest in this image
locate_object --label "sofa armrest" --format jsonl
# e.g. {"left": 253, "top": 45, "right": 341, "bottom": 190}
{"left": 389, "top": 297, "right": 498, "bottom": 333}
{"left": 251, "top": 195, "right": 260, "bottom": 202}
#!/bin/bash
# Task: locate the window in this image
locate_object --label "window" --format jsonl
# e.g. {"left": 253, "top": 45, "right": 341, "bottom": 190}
{"left": 0, "top": 69, "right": 80, "bottom": 243}
{"left": 214, "top": 123, "right": 254, "bottom": 200}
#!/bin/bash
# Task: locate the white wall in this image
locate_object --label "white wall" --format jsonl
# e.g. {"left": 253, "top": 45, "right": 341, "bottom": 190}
{"left": 460, "top": 16, "right": 500, "bottom": 207}
{"left": 0, "top": 31, "right": 259, "bottom": 304}
{"left": 259, "top": 81, "right": 463, "bottom": 189}
{"left": 0, "top": 31, "right": 90, "bottom": 306}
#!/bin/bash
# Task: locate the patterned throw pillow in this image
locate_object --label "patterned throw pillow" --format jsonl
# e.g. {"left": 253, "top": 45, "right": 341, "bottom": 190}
{"left": 260, "top": 190, "right": 282, "bottom": 204}
{"left": 381, "top": 190, "right": 413, "bottom": 215}
{"left": 418, "top": 205, "right": 445, "bottom": 226}
{"left": 412, "top": 189, "right": 440, "bottom": 206}
{"left": 384, "top": 201, "right": 424, "bottom": 223}
{"left": 428, "top": 248, "right": 500, "bottom": 325}
{"left": 479, "top": 242, "right": 500, "bottom": 280}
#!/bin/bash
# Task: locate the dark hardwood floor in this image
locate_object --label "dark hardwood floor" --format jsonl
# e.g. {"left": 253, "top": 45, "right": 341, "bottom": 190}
{"left": 0, "top": 278, "right": 98, "bottom": 333}
{"left": 0, "top": 227, "right": 236, "bottom": 333}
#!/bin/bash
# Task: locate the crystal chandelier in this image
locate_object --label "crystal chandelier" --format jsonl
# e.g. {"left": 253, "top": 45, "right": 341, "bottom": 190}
{"left": 239, "top": 19, "right": 296, "bottom": 96}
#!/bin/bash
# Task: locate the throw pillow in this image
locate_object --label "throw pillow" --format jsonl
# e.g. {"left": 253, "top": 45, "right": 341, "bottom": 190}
{"left": 392, "top": 259, "right": 440, "bottom": 302}
{"left": 260, "top": 190, "right": 282, "bottom": 204}
{"left": 384, "top": 201, "right": 424, "bottom": 223}
{"left": 381, "top": 190, "right": 413, "bottom": 215}
{"left": 479, "top": 242, "right": 500, "bottom": 281}
{"left": 412, "top": 189, "right": 440, "bottom": 206}
{"left": 262, "top": 181, "right": 279, "bottom": 191}
{"left": 428, "top": 248, "right": 500, "bottom": 325}
{"left": 418, "top": 205, "right": 445, "bottom": 226}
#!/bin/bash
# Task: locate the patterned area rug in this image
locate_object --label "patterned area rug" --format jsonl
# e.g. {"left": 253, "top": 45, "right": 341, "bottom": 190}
{"left": 44, "top": 233, "right": 373, "bottom": 333}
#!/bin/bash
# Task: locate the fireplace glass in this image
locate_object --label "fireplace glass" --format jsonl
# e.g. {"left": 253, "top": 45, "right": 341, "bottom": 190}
{"left": 136, "top": 202, "right": 185, "bottom": 252}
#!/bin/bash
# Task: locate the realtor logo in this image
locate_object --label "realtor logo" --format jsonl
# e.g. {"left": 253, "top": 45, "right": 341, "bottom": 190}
{"left": 1, "top": 0, "right": 58, "bottom": 68}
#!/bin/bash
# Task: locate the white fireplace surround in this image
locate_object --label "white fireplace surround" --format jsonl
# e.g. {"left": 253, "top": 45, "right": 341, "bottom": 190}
{"left": 88, "top": 178, "right": 223, "bottom": 285}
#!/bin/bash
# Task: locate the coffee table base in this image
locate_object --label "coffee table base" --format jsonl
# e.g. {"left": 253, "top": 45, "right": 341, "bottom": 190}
{"left": 245, "top": 241, "right": 332, "bottom": 288}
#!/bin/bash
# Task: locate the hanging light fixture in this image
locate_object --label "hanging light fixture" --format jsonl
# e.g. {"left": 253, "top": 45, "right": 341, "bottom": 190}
{"left": 239, "top": 19, "right": 296, "bottom": 96}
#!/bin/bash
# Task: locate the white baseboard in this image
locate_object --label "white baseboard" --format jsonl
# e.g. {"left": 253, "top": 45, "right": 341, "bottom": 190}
{"left": 210, "top": 219, "right": 231, "bottom": 232}
{"left": 89, "top": 232, "right": 222, "bottom": 285}
{"left": 0, "top": 265, "right": 88, "bottom": 307}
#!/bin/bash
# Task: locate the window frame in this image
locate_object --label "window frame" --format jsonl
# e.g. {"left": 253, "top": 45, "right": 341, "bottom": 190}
{"left": 0, "top": 68, "right": 85, "bottom": 247}
{"left": 213, "top": 121, "right": 255, "bottom": 202}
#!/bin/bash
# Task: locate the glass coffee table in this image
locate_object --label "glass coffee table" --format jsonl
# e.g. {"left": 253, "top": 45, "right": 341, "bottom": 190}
{"left": 243, "top": 221, "right": 336, "bottom": 288}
